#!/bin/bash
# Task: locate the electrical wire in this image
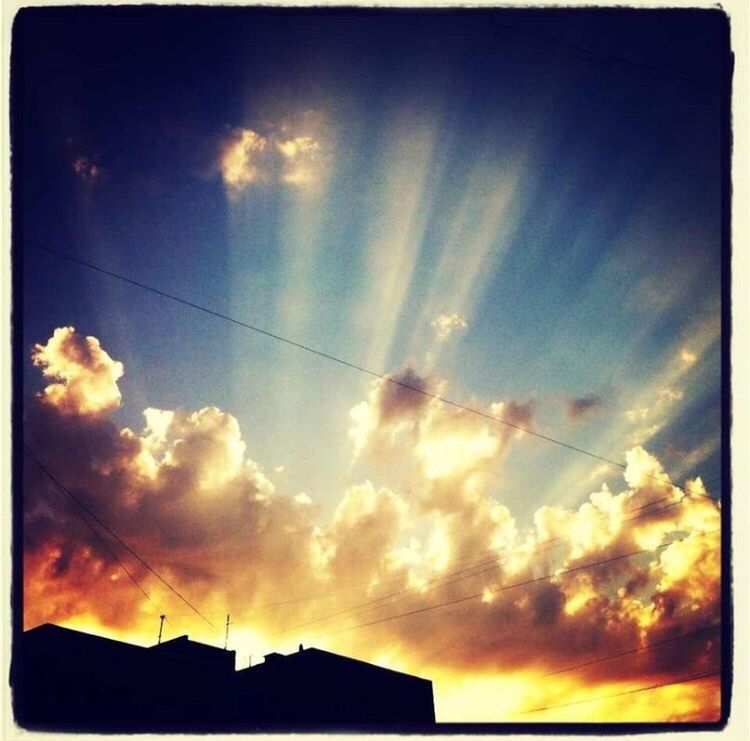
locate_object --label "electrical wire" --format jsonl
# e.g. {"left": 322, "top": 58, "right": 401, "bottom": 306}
{"left": 28, "top": 241, "right": 719, "bottom": 503}
{"left": 23, "top": 444, "right": 220, "bottom": 633}
{"left": 513, "top": 669, "right": 720, "bottom": 716}
{"left": 282, "top": 496, "right": 711, "bottom": 636}
{"left": 541, "top": 623, "right": 720, "bottom": 678}
{"left": 317, "top": 528, "right": 719, "bottom": 638}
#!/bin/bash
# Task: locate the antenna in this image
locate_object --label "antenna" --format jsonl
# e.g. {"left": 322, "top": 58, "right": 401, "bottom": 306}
{"left": 224, "top": 614, "right": 231, "bottom": 650}
{"left": 157, "top": 614, "right": 166, "bottom": 645}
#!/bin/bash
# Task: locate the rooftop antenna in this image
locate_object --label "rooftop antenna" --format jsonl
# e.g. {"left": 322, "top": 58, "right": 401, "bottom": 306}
{"left": 157, "top": 614, "right": 166, "bottom": 645}
{"left": 224, "top": 614, "right": 231, "bottom": 650}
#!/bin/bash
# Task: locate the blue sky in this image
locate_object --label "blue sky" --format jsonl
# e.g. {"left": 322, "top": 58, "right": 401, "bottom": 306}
{"left": 19, "top": 7, "right": 725, "bottom": 522}
{"left": 15, "top": 7, "right": 730, "bottom": 722}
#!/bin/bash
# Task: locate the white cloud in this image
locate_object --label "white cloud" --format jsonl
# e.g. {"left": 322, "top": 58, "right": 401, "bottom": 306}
{"left": 31, "top": 326, "right": 123, "bottom": 415}
{"left": 219, "top": 126, "right": 325, "bottom": 192}
{"left": 680, "top": 349, "right": 697, "bottom": 365}
{"left": 220, "top": 128, "right": 268, "bottom": 190}
{"left": 431, "top": 313, "right": 468, "bottom": 342}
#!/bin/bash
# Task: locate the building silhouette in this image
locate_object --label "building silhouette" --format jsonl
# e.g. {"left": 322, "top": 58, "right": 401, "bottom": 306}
{"left": 14, "top": 623, "right": 435, "bottom": 731}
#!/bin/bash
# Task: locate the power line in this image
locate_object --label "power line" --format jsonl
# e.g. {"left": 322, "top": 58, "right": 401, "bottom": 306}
{"left": 28, "top": 241, "right": 719, "bottom": 503}
{"left": 161, "top": 492, "right": 718, "bottom": 638}
{"left": 254, "top": 486, "right": 706, "bottom": 619}
{"left": 158, "top": 509, "right": 662, "bottom": 630}
{"left": 283, "top": 497, "right": 710, "bottom": 636}
{"left": 541, "top": 623, "right": 720, "bottom": 678}
{"left": 280, "top": 537, "right": 566, "bottom": 635}
{"left": 318, "top": 529, "right": 718, "bottom": 638}
{"left": 23, "top": 444, "right": 220, "bottom": 633}
{"left": 40, "top": 494, "right": 184, "bottom": 634}
{"left": 175, "top": 494, "right": 702, "bottom": 635}
{"left": 51, "top": 476, "right": 156, "bottom": 607}
{"left": 176, "top": 479, "right": 724, "bottom": 620}
{"left": 513, "top": 669, "right": 720, "bottom": 716}
{"left": 492, "top": 21, "right": 719, "bottom": 95}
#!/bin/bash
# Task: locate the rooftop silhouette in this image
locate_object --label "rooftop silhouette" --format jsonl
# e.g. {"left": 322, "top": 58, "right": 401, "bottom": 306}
{"left": 14, "top": 623, "right": 435, "bottom": 731}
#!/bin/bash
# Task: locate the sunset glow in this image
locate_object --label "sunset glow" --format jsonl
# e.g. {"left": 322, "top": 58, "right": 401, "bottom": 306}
{"left": 16, "top": 6, "right": 727, "bottom": 726}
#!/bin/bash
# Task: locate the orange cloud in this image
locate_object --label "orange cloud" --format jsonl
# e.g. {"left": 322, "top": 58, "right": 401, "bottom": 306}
{"left": 22, "top": 329, "right": 722, "bottom": 722}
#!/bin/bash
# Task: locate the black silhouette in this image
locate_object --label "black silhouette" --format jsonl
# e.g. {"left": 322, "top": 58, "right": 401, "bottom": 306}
{"left": 14, "top": 623, "right": 435, "bottom": 731}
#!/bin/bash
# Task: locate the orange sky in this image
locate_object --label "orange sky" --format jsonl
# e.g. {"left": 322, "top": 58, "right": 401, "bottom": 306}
{"left": 22, "top": 327, "right": 724, "bottom": 722}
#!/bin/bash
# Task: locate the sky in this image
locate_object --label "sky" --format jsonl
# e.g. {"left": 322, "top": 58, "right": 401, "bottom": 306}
{"left": 14, "top": 6, "right": 728, "bottom": 724}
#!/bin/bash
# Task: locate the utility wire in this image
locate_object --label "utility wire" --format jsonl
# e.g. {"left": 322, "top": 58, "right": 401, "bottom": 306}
{"left": 52, "top": 478, "right": 156, "bottom": 606}
{"left": 24, "top": 444, "right": 220, "bottom": 633}
{"left": 269, "top": 475, "right": 713, "bottom": 625}
{"left": 284, "top": 496, "right": 710, "bottom": 636}
{"left": 253, "top": 486, "right": 705, "bottom": 616}
{"left": 513, "top": 669, "right": 720, "bottom": 716}
{"left": 28, "top": 241, "right": 719, "bottom": 503}
{"left": 194, "top": 493, "right": 714, "bottom": 636}
{"left": 541, "top": 623, "right": 721, "bottom": 678}
{"left": 171, "top": 494, "right": 703, "bottom": 632}
{"left": 60, "top": 512, "right": 180, "bottom": 634}
{"left": 268, "top": 488, "right": 685, "bottom": 608}
{"left": 280, "top": 537, "right": 566, "bottom": 635}
{"left": 318, "top": 529, "right": 719, "bottom": 638}
{"left": 492, "top": 21, "right": 719, "bottom": 95}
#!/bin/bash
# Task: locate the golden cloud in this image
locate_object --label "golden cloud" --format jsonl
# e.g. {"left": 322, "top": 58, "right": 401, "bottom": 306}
{"left": 219, "top": 126, "right": 325, "bottom": 192}
{"left": 31, "top": 326, "right": 123, "bottom": 415}
{"left": 23, "top": 330, "right": 722, "bottom": 721}
{"left": 220, "top": 128, "right": 268, "bottom": 190}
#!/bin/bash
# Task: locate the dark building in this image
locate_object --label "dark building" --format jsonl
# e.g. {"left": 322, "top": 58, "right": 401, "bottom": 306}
{"left": 153, "top": 633, "right": 237, "bottom": 671}
{"left": 13, "top": 623, "right": 435, "bottom": 732}
{"left": 235, "top": 644, "right": 436, "bottom": 726}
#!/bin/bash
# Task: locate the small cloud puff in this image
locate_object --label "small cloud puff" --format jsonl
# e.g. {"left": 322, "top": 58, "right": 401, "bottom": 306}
{"left": 220, "top": 129, "right": 267, "bottom": 190}
{"left": 276, "top": 136, "right": 322, "bottom": 185}
{"left": 72, "top": 156, "right": 100, "bottom": 180}
{"left": 219, "top": 125, "right": 325, "bottom": 193}
{"left": 680, "top": 349, "right": 697, "bottom": 365}
{"left": 431, "top": 313, "right": 468, "bottom": 342}
{"left": 31, "top": 327, "right": 123, "bottom": 415}
{"left": 566, "top": 394, "right": 604, "bottom": 421}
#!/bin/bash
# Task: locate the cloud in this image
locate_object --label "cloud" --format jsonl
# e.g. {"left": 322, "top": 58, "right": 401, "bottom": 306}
{"left": 72, "top": 156, "right": 100, "bottom": 180}
{"left": 321, "top": 482, "right": 409, "bottom": 585}
{"left": 31, "top": 326, "right": 123, "bottom": 415}
{"left": 565, "top": 394, "right": 604, "bottom": 421}
{"left": 23, "top": 330, "right": 721, "bottom": 721}
{"left": 220, "top": 128, "right": 268, "bottom": 190}
{"left": 431, "top": 313, "right": 468, "bottom": 342}
{"left": 680, "top": 349, "right": 697, "bottom": 365}
{"left": 219, "top": 125, "right": 325, "bottom": 192}
{"left": 348, "top": 367, "right": 434, "bottom": 460}
{"left": 623, "top": 384, "right": 685, "bottom": 446}
{"left": 276, "top": 136, "right": 322, "bottom": 186}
